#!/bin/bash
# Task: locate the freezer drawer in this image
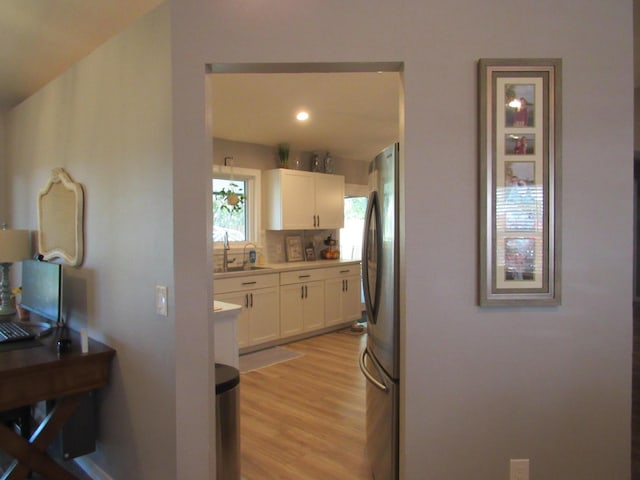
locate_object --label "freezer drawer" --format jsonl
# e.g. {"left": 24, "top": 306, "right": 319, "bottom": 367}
{"left": 360, "top": 348, "right": 399, "bottom": 480}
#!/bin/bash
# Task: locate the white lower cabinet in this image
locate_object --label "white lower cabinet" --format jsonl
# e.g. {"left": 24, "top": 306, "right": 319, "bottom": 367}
{"left": 215, "top": 273, "right": 279, "bottom": 348}
{"left": 215, "top": 263, "right": 361, "bottom": 350}
{"left": 279, "top": 269, "right": 326, "bottom": 338}
{"left": 324, "top": 265, "right": 362, "bottom": 326}
{"left": 215, "top": 291, "right": 251, "bottom": 348}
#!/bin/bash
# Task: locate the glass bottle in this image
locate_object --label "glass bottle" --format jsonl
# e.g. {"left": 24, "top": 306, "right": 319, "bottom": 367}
{"left": 324, "top": 151, "right": 334, "bottom": 174}
{"left": 311, "top": 153, "right": 321, "bottom": 172}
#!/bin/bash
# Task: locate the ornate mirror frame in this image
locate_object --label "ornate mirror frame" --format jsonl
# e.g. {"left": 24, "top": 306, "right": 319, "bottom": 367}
{"left": 37, "top": 168, "right": 85, "bottom": 266}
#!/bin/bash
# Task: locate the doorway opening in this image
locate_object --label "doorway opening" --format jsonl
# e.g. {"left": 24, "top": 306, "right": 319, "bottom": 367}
{"left": 207, "top": 61, "right": 404, "bottom": 478}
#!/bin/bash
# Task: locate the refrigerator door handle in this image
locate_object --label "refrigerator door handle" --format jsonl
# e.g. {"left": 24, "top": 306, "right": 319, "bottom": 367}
{"left": 359, "top": 348, "right": 389, "bottom": 392}
{"left": 362, "top": 190, "right": 382, "bottom": 324}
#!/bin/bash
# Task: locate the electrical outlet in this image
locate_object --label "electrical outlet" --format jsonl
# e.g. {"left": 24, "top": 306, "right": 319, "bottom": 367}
{"left": 510, "top": 459, "right": 529, "bottom": 480}
{"left": 156, "top": 285, "right": 168, "bottom": 316}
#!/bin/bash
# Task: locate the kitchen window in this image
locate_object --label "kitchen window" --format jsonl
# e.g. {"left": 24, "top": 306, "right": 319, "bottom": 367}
{"left": 340, "top": 194, "right": 368, "bottom": 260}
{"left": 212, "top": 166, "right": 261, "bottom": 245}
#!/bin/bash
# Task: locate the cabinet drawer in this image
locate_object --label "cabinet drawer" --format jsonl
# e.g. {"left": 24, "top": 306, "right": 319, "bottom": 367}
{"left": 215, "top": 273, "right": 279, "bottom": 294}
{"left": 280, "top": 268, "right": 327, "bottom": 285}
{"left": 324, "top": 264, "right": 361, "bottom": 278}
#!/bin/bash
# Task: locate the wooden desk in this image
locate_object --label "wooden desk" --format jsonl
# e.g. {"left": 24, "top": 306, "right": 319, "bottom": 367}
{"left": 0, "top": 327, "right": 115, "bottom": 479}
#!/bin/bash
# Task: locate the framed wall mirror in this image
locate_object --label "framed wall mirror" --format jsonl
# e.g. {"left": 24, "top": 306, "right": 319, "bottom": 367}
{"left": 37, "top": 168, "right": 85, "bottom": 266}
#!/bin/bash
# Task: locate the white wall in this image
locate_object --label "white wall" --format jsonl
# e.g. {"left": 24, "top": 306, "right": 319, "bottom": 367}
{"left": 0, "top": 110, "right": 8, "bottom": 224}
{"left": 7, "top": 5, "right": 176, "bottom": 479}
{"left": 635, "top": 87, "right": 640, "bottom": 150}
{"left": 172, "top": 0, "right": 633, "bottom": 479}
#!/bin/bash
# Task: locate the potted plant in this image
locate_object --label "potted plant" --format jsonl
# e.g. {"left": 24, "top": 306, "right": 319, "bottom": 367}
{"left": 213, "top": 183, "right": 246, "bottom": 213}
{"left": 278, "top": 143, "right": 290, "bottom": 168}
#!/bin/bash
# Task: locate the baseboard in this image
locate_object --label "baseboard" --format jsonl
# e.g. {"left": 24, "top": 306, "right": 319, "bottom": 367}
{"left": 74, "top": 456, "right": 114, "bottom": 480}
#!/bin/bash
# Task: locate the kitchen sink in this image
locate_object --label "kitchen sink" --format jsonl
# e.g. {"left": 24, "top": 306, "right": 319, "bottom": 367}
{"left": 215, "top": 265, "right": 270, "bottom": 273}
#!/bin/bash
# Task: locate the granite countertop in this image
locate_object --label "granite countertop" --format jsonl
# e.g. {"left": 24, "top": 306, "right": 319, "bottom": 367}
{"left": 213, "top": 300, "right": 243, "bottom": 313}
{"left": 213, "top": 259, "right": 360, "bottom": 279}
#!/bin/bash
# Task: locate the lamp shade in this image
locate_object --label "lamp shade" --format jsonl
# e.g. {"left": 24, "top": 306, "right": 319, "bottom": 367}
{"left": 0, "top": 229, "right": 30, "bottom": 263}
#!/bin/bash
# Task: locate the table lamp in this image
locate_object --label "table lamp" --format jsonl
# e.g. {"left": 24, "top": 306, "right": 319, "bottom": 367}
{"left": 0, "top": 225, "right": 31, "bottom": 316}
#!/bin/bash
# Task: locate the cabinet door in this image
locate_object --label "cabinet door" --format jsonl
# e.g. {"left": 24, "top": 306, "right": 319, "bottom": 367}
{"left": 264, "top": 169, "right": 344, "bottom": 230}
{"left": 303, "top": 281, "right": 325, "bottom": 331}
{"left": 280, "top": 170, "right": 316, "bottom": 229}
{"left": 324, "top": 277, "right": 345, "bottom": 327}
{"left": 314, "top": 174, "right": 344, "bottom": 229}
{"left": 216, "top": 291, "right": 250, "bottom": 348}
{"left": 280, "top": 283, "right": 304, "bottom": 338}
{"left": 343, "top": 275, "right": 363, "bottom": 322}
{"left": 249, "top": 287, "right": 280, "bottom": 345}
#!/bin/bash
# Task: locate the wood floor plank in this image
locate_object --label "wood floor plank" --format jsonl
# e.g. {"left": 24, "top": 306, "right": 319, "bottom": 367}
{"left": 240, "top": 328, "right": 371, "bottom": 480}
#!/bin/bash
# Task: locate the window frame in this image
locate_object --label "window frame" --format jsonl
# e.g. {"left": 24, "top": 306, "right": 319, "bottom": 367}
{"left": 340, "top": 183, "right": 370, "bottom": 261}
{"left": 212, "top": 165, "right": 262, "bottom": 249}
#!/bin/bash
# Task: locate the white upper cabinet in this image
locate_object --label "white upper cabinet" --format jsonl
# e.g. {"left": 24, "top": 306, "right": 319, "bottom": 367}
{"left": 263, "top": 169, "right": 344, "bottom": 230}
{"left": 314, "top": 173, "right": 345, "bottom": 229}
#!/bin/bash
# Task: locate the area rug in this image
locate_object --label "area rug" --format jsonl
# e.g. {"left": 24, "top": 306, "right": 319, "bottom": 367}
{"left": 239, "top": 346, "right": 303, "bottom": 373}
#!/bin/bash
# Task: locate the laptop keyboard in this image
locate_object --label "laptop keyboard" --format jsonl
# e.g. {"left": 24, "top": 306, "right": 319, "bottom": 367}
{"left": 0, "top": 322, "right": 36, "bottom": 344}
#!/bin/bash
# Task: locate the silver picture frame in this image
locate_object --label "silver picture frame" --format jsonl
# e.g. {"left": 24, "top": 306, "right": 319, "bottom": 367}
{"left": 478, "top": 58, "right": 562, "bottom": 306}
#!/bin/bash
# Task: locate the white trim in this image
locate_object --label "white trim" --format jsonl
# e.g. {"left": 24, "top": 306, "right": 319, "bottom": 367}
{"left": 212, "top": 165, "right": 262, "bottom": 246}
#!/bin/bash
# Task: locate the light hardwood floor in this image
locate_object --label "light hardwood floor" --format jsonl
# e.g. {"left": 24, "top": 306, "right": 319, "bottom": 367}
{"left": 240, "top": 328, "right": 371, "bottom": 480}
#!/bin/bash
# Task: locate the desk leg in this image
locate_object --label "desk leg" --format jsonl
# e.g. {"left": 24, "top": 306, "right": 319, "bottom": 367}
{"left": 0, "top": 393, "right": 84, "bottom": 480}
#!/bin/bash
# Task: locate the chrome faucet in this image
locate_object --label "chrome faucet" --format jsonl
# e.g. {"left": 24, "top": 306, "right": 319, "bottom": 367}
{"left": 242, "top": 243, "right": 257, "bottom": 270}
{"left": 222, "top": 232, "right": 235, "bottom": 272}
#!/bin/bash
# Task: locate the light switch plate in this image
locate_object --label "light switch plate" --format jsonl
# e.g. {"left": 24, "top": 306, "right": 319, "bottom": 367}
{"left": 156, "top": 285, "right": 168, "bottom": 316}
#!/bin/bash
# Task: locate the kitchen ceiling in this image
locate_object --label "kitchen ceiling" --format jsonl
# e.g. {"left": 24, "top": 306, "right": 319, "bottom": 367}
{"left": 209, "top": 71, "right": 400, "bottom": 162}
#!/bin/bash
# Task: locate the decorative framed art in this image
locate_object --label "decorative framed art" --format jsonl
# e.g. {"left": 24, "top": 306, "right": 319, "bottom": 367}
{"left": 478, "top": 59, "right": 562, "bottom": 306}
{"left": 285, "top": 235, "right": 304, "bottom": 262}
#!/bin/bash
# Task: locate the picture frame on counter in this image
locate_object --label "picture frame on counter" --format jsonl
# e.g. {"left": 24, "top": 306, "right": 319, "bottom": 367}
{"left": 285, "top": 235, "right": 304, "bottom": 262}
{"left": 478, "top": 58, "right": 562, "bottom": 306}
{"left": 305, "top": 246, "right": 316, "bottom": 262}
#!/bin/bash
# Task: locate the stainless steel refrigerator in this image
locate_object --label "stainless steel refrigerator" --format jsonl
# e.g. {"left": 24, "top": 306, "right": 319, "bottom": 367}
{"left": 359, "top": 143, "right": 400, "bottom": 480}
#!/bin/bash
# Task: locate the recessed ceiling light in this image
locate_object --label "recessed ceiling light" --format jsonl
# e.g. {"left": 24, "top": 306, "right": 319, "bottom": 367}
{"left": 296, "top": 111, "right": 309, "bottom": 121}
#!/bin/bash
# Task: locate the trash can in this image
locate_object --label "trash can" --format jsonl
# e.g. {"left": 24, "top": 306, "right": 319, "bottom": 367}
{"left": 215, "top": 363, "right": 240, "bottom": 480}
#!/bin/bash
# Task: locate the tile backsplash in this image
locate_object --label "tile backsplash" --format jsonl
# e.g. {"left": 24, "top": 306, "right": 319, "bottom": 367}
{"left": 213, "top": 229, "right": 338, "bottom": 271}
{"left": 265, "top": 229, "right": 336, "bottom": 263}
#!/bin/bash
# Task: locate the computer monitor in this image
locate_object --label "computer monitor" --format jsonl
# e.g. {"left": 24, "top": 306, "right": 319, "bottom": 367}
{"left": 20, "top": 259, "right": 63, "bottom": 324}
